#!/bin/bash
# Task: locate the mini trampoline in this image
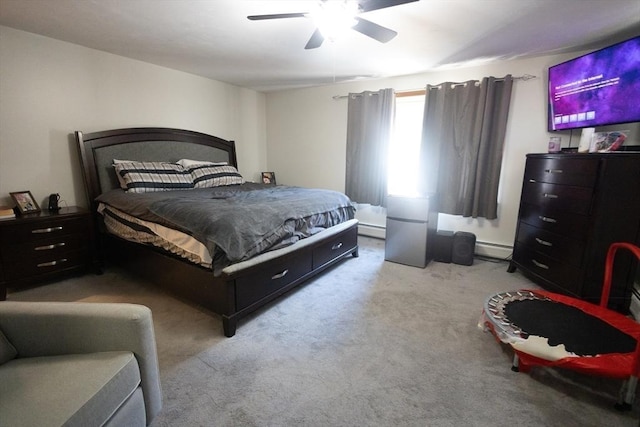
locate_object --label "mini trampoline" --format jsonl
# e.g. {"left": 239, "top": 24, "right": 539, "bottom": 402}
{"left": 480, "top": 242, "right": 640, "bottom": 410}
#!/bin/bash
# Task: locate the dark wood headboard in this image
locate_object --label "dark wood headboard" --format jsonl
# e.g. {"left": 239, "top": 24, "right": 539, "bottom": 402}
{"left": 75, "top": 127, "right": 237, "bottom": 211}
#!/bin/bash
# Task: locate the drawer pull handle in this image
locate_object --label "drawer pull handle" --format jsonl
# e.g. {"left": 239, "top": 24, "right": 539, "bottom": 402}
{"left": 545, "top": 169, "right": 563, "bottom": 174}
{"left": 37, "top": 258, "right": 67, "bottom": 268}
{"left": 532, "top": 259, "right": 549, "bottom": 270}
{"left": 32, "top": 226, "right": 63, "bottom": 234}
{"left": 331, "top": 242, "right": 343, "bottom": 250}
{"left": 535, "top": 238, "right": 552, "bottom": 247}
{"left": 528, "top": 179, "right": 537, "bottom": 183}
{"left": 35, "top": 242, "right": 66, "bottom": 251}
{"left": 271, "top": 269, "right": 289, "bottom": 280}
{"left": 538, "top": 215, "right": 557, "bottom": 223}
{"left": 543, "top": 193, "right": 558, "bottom": 199}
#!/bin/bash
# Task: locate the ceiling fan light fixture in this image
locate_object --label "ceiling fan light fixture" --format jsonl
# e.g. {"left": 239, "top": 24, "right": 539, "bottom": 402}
{"left": 247, "top": 0, "right": 416, "bottom": 49}
{"left": 310, "top": 0, "right": 359, "bottom": 41}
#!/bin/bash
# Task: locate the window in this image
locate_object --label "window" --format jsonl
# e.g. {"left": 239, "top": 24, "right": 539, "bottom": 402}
{"left": 387, "top": 93, "right": 425, "bottom": 197}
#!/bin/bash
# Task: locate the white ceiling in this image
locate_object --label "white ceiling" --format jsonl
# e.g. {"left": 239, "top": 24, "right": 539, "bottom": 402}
{"left": 1, "top": 0, "right": 639, "bottom": 92}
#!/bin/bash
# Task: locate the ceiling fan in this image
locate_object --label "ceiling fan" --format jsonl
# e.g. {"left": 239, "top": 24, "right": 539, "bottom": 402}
{"left": 248, "top": 0, "right": 419, "bottom": 49}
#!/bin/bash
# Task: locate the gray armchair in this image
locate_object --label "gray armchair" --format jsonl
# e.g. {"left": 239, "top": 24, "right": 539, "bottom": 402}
{"left": 0, "top": 301, "right": 162, "bottom": 427}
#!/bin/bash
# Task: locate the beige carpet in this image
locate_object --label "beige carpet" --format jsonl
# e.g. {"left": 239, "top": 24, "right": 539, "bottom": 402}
{"left": 7, "top": 236, "right": 639, "bottom": 426}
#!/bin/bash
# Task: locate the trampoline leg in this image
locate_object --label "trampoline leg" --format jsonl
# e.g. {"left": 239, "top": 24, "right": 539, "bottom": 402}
{"left": 615, "top": 376, "right": 637, "bottom": 411}
{"left": 511, "top": 354, "right": 520, "bottom": 372}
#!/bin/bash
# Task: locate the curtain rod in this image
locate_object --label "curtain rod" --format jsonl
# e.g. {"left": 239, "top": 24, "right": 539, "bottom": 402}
{"left": 332, "top": 74, "right": 536, "bottom": 100}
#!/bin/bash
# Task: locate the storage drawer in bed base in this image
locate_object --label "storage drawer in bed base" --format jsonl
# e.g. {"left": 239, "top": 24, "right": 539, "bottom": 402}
{"left": 235, "top": 254, "right": 313, "bottom": 311}
{"left": 225, "top": 224, "right": 359, "bottom": 334}
{"left": 312, "top": 228, "right": 358, "bottom": 270}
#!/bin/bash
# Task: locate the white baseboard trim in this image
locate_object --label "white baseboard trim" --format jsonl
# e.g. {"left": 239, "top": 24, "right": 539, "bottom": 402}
{"left": 359, "top": 223, "right": 513, "bottom": 260}
{"left": 358, "top": 223, "right": 386, "bottom": 239}
{"left": 475, "top": 241, "right": 513, "bottom": 260}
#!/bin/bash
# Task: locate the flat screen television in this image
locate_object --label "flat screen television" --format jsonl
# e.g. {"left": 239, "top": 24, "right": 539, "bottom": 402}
{"left": 548, "top": 36, "right": 640, "bottom": 131}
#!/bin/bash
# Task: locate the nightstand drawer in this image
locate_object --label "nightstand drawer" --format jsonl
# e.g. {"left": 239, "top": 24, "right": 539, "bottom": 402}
{"left": 3, "top": 234, "right": 88, "bottom": 263}
{"left": 0, "top": 216, "right": 89, "bottom": 243}
{"left": 1, "top": 249, "right": 90, "bottom": 280}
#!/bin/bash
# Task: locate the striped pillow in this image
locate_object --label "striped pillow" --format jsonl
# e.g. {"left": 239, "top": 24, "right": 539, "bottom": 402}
{"left": 187, "top": 164, "right": 245, "bottom": 188}
{"left": 176, "top": 159, "right": 228, "bottom": 168}
{"left": 114, "top": 161, "right": 194, "bottom": 193}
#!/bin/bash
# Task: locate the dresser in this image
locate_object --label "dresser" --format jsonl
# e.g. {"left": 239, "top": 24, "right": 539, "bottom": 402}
{"left": 0, "top": 206, "right": 96, "bottom": 299}
{"left": 508, "top": 153, "right": 640, "bottom": 312}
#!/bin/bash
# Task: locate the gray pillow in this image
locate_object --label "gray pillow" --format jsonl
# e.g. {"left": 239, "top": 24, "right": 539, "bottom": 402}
{"left": 0, "top": 329, "right": 17, "bottom": 364}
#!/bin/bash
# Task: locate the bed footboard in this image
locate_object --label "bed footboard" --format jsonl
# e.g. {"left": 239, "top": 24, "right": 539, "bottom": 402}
{"left": 102, "top": 220, "right": 358, "bottom": 336}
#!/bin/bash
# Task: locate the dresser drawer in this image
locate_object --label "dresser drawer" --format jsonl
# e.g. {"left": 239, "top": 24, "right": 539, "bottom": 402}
{"left": 1, "top": 249, "right": 90, "bottom": 280}
{"left": 516, "top": 222, "right": 584, "bottom": 268}
{"left": 0, "top": 216, "right": 89, "bottom": 243}
{"left": 235, "top": 253, "right": 313, "bottom": 311}
{"left": 512, "top": 246, "right": 582, "bottom": 296}
{"left": 524, "top": 157, "right": 598, "bottom": 187}
{"left": 312, "top": 226, "right": 358, "bottom": 269}
{"left": 518, "top": 203, "right": 589, "bottom": 239}
{"left": 521, "top": 181, "right": 593, "bottom": 214}
{"left": 3, "top": 234, "right": 88, "bottom": 263}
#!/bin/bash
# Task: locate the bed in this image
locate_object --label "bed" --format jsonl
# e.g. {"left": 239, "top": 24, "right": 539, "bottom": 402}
{"left": 75, "top": 127, "right": 359, "bottom": 337}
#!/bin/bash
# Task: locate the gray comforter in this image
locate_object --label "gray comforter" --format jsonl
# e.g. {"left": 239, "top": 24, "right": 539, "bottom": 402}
{"left": 97, "top": 183, "right": 355, "bottom": 273}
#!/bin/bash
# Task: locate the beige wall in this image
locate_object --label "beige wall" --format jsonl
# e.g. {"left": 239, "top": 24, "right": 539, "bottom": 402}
{"left": 264, "top": 52, "right": 627, "bottom": 256}
{"left": 0, "top": 26, "right": 267, "bottom": 209}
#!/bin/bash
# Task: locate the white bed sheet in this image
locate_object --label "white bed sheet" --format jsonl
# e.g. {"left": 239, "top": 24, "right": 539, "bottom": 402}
{"left": 98, "top": 203, "right": 212, "bottom": 267}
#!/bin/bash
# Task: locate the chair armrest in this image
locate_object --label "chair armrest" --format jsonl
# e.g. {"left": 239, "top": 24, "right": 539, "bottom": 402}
{"left": 0, "top": 301, "right": 162, "bottom": 422}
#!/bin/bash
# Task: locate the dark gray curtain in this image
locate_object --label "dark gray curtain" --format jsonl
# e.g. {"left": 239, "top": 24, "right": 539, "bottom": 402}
{"left": 345, "top": 88, "right": 395, "bottom": 207}
{"left": 419, "top": 76, "right": 513, "bottom": 219}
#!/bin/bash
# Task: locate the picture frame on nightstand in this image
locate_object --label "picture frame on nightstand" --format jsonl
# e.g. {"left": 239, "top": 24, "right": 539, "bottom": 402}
{"left": 261, "top": 172, "right": 276, "bottom": 185}
{"left": 10, "top": 190, "right": 40, "bottom": 214}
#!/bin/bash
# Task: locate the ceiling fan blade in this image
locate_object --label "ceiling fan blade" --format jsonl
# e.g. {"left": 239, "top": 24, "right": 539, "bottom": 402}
{"left": 305, "top": 28, "right": 325, "bottom": 49}
{"left": 359, "top": 0, "right": 419, "bottom": 13}
{"left": 352, "top": 17, "right": 397, "bottom": 43}
{"left": 247, "top": 13, "right": 307, "bottom": 20}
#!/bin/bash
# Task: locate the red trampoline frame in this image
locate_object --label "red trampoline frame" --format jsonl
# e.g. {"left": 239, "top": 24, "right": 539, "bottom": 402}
{"left": 482, "top": 242, "right": 640, "bottom": 409}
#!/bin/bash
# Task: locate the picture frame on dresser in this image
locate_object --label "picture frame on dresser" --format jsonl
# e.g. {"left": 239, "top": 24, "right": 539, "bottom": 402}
{"left": 10, "top": 190, "right": 40, "bottom": 214}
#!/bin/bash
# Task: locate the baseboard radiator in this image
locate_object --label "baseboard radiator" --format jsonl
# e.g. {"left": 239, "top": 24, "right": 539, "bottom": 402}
{"left": 357, "top": 223, "right": 386, "bottom": 240}
{"left": 358, "top": 223, "right": 513, "bottom": 260}
{"left": 474, "top": 241, "right": 513, "bottom": 260}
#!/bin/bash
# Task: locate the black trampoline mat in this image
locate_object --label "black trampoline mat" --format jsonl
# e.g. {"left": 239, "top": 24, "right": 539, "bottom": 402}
{"left": 503, "top": 299, "right": 637, "bottom": 356}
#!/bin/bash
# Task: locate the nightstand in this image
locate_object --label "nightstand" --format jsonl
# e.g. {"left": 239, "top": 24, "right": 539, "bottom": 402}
{"left": 0, "top": 206, "right": 96, "bottom": 300}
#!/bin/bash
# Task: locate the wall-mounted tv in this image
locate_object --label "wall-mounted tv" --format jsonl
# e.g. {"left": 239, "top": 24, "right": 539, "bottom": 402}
{"left": 548, "top": 36, "right": 640, "bottom": 131}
